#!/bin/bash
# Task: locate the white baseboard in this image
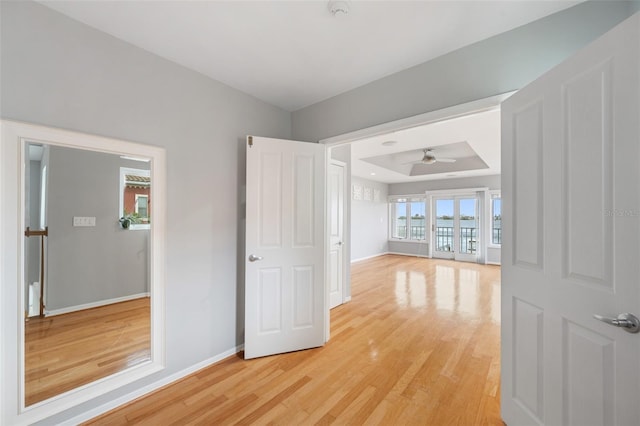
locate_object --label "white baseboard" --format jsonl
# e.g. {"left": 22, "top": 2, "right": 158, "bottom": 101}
{"left": 387, "top": 251, "right": 431, "bottom": 259}
{"left": 486, "top": 261, "right": 502, "bottom": 266}
{"left": 60, "top": 344, "right": 244, "bottom": 426}
{"left": 45, "top": 293, "right": 150, "bottom": 317}
{"left": 350, "top": 252, "right": 389, "bottom": 263}
{"left": 344, "top": 296, "right": 352, "bottom": 302}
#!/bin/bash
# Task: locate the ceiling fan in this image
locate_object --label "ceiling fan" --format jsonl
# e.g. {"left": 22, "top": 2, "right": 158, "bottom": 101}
{"left": 404, "top": 148, "right": 456, "bottom": 165}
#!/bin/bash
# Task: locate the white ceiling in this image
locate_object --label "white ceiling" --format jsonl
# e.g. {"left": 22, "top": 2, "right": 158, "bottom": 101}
{"left": 349, "top": 108, "right": 501, "bottom": 183}
{"left": 40, "top": 0, "right": 580, "bottom": 112}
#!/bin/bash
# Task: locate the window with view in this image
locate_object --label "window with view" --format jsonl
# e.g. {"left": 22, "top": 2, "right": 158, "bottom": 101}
{"left": 390, "top": 197, "right": 426, "bottom": 241}
{"left": 491, "top": 194, "right": 502, "bottom": 245}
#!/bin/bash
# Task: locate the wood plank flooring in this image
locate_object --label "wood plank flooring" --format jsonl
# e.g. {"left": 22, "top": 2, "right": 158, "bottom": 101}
{"left": 25, "top": 297, "right": 150, "bottom": 406}
{"left": 87, "top": 255, "right": 502, "bottom": 425}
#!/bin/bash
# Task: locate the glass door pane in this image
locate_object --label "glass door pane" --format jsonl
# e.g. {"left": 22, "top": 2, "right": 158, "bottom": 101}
{"left": 458, "top": 198, "right": 477, "bottom": 256}
{"left": 434, "top": 199, "right": 454, "bottom": 255}
{"left": 392, "top": 202, "right": 407, "bottom": 239}
{"left": 410, "top": 201, "right": 426, "bottom": 240}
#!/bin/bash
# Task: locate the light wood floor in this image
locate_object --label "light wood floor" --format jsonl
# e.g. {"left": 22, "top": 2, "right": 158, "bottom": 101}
{"left": 88, "top": 255, "right": 502, "bottom": 425}
{"left": 25, "top": 297, "right": 150, "bottom": 406}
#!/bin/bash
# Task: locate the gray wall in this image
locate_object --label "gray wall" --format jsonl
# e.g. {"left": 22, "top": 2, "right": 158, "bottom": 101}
{"left": 389, "top": 175, "right": 501, "bottom": 195}
{"left": 292, "top": 1, "right": 639, "bottom": 142}
{"left": 350, "top": 177, "right": 389, "bottom": 262}
{"left": 46, "top": 146, "right": 149, "bottom": 311}
{"left": 1, "top": 1, "right": 290, "bottom": 422}
{"left": 487, "top": 247, "right": 501, "bottom": 265}
{"left": 388, "top": 240, "right": 430, "bottom": 257}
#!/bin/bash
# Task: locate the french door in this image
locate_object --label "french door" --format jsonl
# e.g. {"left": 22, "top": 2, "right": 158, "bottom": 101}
{"left": 432, "top": 195, "right": 478, "bottom": 263}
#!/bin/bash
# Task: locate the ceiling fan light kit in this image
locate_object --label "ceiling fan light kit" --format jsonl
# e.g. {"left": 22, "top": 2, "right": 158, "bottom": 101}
{"left": 328, "top": 1, "right": 350, "bottom": 17}
{"left": 420, "top": 148, "right": 455, "bottom": 164}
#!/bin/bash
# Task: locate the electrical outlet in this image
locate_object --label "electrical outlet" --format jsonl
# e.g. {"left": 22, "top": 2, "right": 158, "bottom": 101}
{"left": 73, "top": 216, "right": 96, "bottom": 227}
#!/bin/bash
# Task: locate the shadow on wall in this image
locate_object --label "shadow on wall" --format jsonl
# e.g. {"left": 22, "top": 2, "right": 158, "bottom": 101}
{"left": 236, "top": 136, "right": 246, "bottom": 348}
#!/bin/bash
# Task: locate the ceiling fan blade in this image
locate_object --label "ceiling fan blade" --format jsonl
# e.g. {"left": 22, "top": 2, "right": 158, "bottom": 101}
{"left": 437, "top": 158, "right": 456, "bottom": 163}
{"left": 400, "top": 160, "right": 422, "bottom": 165}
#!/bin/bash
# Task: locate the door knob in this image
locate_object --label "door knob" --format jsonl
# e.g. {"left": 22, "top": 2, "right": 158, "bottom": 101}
{"left": 337, "top": 241, "right": 343, "bottom": 246}
{"left": 248, "top": 254, "right": 263, "bottom": 262}
{"left": 593, "top": 313, "right": 640, "bottom": 333}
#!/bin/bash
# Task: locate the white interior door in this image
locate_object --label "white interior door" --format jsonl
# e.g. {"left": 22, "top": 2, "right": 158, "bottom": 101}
{"left": 245, "top": 136, "right": 326, "bottom": 359}
{"left": 501, "top": 13, "right": 640, "bottom": 426}
{"left": 328, "top": 161, "right": 345, "bottom": 309}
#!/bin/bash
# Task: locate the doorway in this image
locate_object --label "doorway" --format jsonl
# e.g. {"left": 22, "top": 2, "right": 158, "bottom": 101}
{"left": 432, "top": 195, "right": 479, "bottom": 263}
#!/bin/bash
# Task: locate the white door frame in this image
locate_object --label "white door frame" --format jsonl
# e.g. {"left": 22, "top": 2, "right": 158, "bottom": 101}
{"left": 430, "top": 193, "right": 481, "bottom": 263}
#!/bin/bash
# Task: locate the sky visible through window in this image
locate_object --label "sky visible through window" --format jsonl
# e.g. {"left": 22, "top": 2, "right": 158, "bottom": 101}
{"left": 436, "top": 199, "right": 476, "bottom": 218}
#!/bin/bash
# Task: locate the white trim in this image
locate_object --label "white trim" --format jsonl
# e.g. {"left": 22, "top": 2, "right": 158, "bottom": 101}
{"left": 44, "top": 293, "right": 150, "bottom": 317}
{"left": 488, "top": 190, "right": 502, "bottom": 248}
{"left": 319, "top": 92, "right": 515, "bottom": 146}
{"left": 425, "top": 187, "right": 489, "bottom": 196}
{"left": 344, "top": 296, "right": 352, "bottom": 303}
{"left": 1, "top": 120, "right": 167, "bottom": 426}
{"left": 387, "top": 251, "right": 431, "bottom": 259}
{"left": 486, "top": 261, "right": 502, "bottom": 266}
{"left": 388, "top": 193, "right": 426, "bottom": 202}
{"left": 58, "top": 345, "right": 244, "bottom": 426}
{"left": 387, "top": 239, "right": 428, "bottom": 244}
{"left": 350, "top": 252, "right": 389, "bottom": 263}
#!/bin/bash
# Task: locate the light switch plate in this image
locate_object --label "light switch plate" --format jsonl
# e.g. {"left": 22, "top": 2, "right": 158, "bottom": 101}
{"left": 73, "top": 216, "right": 96, "bottom": 227}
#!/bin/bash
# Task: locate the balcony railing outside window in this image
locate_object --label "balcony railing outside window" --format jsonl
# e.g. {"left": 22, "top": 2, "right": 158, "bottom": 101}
{"left": 435, "top": 226, "right": 476, "bottom": 253}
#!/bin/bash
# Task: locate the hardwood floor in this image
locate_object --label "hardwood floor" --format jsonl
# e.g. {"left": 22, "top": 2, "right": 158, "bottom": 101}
{"left": 25, "top": 297, "right": 150, "bottom": 406}
{"left": 87, "top": 255, "right": 502, "bottom": 425}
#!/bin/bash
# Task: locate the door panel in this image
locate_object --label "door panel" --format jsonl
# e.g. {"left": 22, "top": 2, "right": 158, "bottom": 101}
{"left": 456, "top": 197, "right": 478, "bottom": 262}
{"left": 433, "top": 198, "right": 454, "bottom": 259}
{"left": 513, "top": 298, "right": 544, "bottom": 421}
{"left": 562, "top": 60, "right": 613, "bottom": 286}
{"left": 512, "top": 100, "right": 543, "bottom": 269}
{"left": 501, "top": 13, "right": 639, "bottom": 426}
{"left": 245, "top": 136, "right": 326, "bottom": 359}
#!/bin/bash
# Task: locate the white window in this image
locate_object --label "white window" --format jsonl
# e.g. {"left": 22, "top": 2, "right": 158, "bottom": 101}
{"left": 390, "top": 197, "right": 426, "bottom": 241}
{"left": 119, "top": 166, "right": 151, "bottom": 230}
{"left": 135, "top": 194, "right": 149, "bottom": 219}
{"left": 490, "top": 192, "right": 502, "bottom": 245}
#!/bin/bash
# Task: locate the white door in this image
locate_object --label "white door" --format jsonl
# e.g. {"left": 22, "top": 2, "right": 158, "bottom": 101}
{"left": 328, "top": 161, "right": 345, "bottom": 309}
{"left": 501, "top": 13, "right": 639, "bottom": 426}
{"left": 245, "top": 136, "right": 326, "bottom": 359}
{"left": 432, "top": 196, "right": 479, "bottom": 262}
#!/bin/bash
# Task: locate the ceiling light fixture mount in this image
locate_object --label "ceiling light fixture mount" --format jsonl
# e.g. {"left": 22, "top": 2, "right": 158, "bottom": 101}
{"left": 328, "top": 1, "right": 350, "bottom": 17}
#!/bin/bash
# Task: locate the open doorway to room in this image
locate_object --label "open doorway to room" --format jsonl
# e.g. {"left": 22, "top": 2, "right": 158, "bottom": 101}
{"left": 324, "top": 93, "right": 507, "bottom": 311}
{"left": 323, "top": 94, "right": 506, "bottom": 421}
